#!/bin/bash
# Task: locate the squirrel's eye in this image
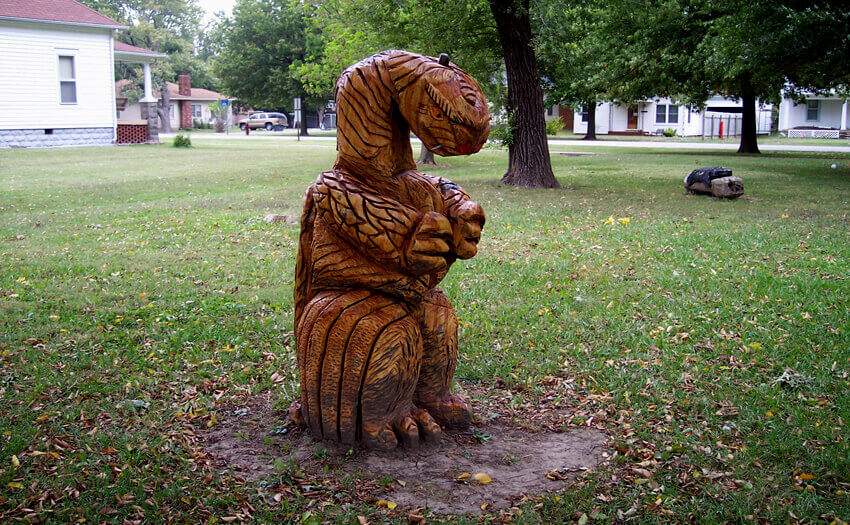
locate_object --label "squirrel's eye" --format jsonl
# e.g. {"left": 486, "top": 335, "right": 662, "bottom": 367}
{"left": 428, "top": 106, "right": 445, "bottom": 120}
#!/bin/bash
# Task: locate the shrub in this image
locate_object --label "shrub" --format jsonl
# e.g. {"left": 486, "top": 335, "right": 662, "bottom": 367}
{"left": 663, "top": 127, "right": 677, "bottom": 137}
{"left": 545, "top": 118, "right": 564, "bottom": 136}
{"left": 173, "top": 134, "right": 192, "bottom": 148}
{"left": 192, "top": 119, "right": 212, "bottom": 130}
{"left": 488, "top": 110, "right": 515, "bottom": 148}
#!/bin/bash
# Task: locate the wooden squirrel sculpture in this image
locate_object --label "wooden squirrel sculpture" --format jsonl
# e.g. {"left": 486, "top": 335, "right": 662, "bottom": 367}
{"left": 291, "top": 51, "right": 490, "bottom": 449}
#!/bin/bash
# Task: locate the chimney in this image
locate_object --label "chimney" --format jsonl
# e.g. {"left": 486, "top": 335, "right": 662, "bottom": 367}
{"left": 178, "top": 73, "right": 191, "bottom": 96}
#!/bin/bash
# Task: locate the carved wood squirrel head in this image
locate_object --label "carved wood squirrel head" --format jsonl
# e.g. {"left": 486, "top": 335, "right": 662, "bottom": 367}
{"left": 334, "top": 50, "right": 490, "bottom": 181}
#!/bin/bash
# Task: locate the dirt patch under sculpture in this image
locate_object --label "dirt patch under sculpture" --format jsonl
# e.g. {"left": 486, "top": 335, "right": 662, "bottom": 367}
{"left": 202, "top": 394, "right": 608, "bottom": 515}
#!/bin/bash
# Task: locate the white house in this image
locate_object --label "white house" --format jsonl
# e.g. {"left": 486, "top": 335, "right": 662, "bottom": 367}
{"left": 778, "top": 91, "right": 849, "bottom": 138}
{"left": 567, "top": 96, "right": 772, "bottom": 137}
{"left": 0, "top": 0, "right": 162, "bottom": 148}
{"left": 117, "top": 76, "right": 232, "bottom": 130}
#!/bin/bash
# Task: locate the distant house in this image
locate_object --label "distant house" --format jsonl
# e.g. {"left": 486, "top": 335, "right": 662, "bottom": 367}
{"left": 0, "top": 0, "right": 163, "bottom": 147}
{"left": 116, "top": 74, "right": 233, "bottom": 130}
{"left": 561, "top": 96, "right": 773, "bottom": 137}
{"left": 778, "top": 91, "right": 849, "bottom": 138}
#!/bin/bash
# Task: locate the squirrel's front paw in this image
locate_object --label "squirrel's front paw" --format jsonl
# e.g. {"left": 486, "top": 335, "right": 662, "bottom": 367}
{"left": 406, "top": 212, "right": 454, "bottom": 274}
{"left": 451, "top": 201, "right": 485, "bottom": 259}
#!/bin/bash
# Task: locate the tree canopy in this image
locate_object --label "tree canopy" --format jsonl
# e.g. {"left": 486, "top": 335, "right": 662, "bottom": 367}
{"left": 82, "top": 0, "right": 217, "bottom": 90}
{"left": 583, "top": 0, "right": 850, "bottom": 153}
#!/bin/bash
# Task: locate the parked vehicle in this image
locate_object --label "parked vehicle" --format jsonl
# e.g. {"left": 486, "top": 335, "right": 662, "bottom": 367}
{"left": 239, "top": 112, "right": 288, "bottom": 131}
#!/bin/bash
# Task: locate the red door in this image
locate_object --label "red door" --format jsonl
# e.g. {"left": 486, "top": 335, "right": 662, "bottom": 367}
{"left": 627, "top": 106, "right": 639, "bottom": 129}
{"left": 559, "top": 105, "right": 574, "bottom": 131}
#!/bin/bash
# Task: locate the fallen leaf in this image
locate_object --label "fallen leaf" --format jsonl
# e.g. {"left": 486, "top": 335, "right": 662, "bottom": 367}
{"left": 376, "top": 499, "right": 397, "bottom": 510}
{"left": 10, "top": 455, "right": 19, "bottom": 468}
{"left": 472, "top": 472, "right": 492, "bottom": 485}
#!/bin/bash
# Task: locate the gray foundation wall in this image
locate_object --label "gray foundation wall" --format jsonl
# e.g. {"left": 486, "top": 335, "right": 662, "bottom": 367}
{"left": 0, "top": 127, "right": 114, "bottom": 148}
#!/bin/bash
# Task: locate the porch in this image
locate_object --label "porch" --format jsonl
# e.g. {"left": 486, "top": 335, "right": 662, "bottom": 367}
{"left": 114, "top": 42, "right": 165, "bottom": 144}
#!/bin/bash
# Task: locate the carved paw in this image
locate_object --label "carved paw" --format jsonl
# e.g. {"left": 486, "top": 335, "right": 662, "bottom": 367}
{"left": 406, "top": 211, "right": 454, "bottom": 274}
{"left": 416, "top": 393, "right": 472, "bottom": 430}
{"left": 362, "top": 407, "right": 443, "bottom": 450}
{"left": 450, "top": 201, "right": 484, "bottom": 259}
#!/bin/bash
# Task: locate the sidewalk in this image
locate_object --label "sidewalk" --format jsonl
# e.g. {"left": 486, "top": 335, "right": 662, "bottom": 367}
{"left": 160, "top": 132, "right": 850, "bottom": 154}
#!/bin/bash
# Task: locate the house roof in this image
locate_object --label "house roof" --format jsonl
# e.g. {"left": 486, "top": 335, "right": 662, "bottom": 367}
{"left": 115, "top": 80, "right": 230, "bottom": 102}
{"left": 0, "top": 0, "right": 126, "bottom": 29}
{"left": 165, "top": 82, "right": 227, "bottom": 101}
{"left": 114, "top": 41, "right": 165, "bottom": 59}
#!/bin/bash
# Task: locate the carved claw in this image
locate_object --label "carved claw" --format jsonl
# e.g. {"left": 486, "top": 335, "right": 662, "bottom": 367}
{"left": 416, "top": 393, "right": 471, "bottom": 430}
{"left": 450, "top": 201, "right": 485, "bottom": 260}
{"left": 406, "top": 211, "right": 454, "bottom": 274}
{"left": 363, "top": 408, "right": 443, "bottom": 450}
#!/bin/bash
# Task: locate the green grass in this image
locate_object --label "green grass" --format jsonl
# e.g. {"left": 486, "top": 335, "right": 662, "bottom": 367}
{"left": 1, "top": 139, "right": 849, "bottom": 523}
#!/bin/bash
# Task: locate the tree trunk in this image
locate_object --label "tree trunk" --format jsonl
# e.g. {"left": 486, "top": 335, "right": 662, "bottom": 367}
{"left": 157, "top": 84, "right": 173, "bottom": 133}
{"left": 583, "top": 101, "right": 597, "bottom": 140}
{"left": 317, "top": 107, "right": 325, "bottom": 130}
{"left": 489, "top": 0, "right": 559, "bottom": 188}
{"left": 738, "top": 89, "right": 760, "bottom": 154}
{"left": 299, "top": 102, "right": 309, "bottom": 136}
{"left": 418, "top": 144, "right": 437, "bottom": 166}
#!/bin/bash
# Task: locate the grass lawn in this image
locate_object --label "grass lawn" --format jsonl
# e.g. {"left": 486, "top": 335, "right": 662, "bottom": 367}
{"left": 1, "top": 139, "right": 849, "bottom": 523}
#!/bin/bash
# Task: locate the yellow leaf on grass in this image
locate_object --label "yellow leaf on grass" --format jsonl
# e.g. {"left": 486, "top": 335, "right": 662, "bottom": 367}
{"left": 376, "top": 499, "right": 397, "bottom": 510}
{"left": 11, "top": 455, "right": 20, "bottom": 468}
{"left": 456, "top": 472, "right": 471, "bottom": 482}
{"left": 472, "top": 472, "right": 492, "bottom": 485}
{"left": 618, "top": 217, "right": 631, "bottom": 225}
{"left": 7, "top": 482, "right": 23, "bottom": 490}
{"left": 604, "top": 215, "right": 615, "bottom": 225}
{"left": 798, "top": 472, "right": 815, "bottom": 480}
{"left": 207, "top": 414, "right": 218, "bottom": 428}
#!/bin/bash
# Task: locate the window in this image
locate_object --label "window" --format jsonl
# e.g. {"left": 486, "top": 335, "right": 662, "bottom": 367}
{"left": 668, "top": 105, "right": 678, "bottom": 124}
{"left": 580, "top": 105, "right": 589, "bottom": 123}
{"left": 58, "top": 55, "right": 76, "bottom": 104}
{"left": 547, "top": 105, "right": 556, "bottom": 117}
{"left": 655, "top": 104, "right": 679, "bottom": 124}
{"left": 192, "top": 104, "right": 202, "bottom": 118}
{"left": 806, "top": 100, "right": 820, "bottom": 121}
{"left": 655, "top": 104, "right": 666, "bottom": 123}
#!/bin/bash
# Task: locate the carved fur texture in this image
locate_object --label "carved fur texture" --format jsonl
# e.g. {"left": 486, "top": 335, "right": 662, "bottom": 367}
{"left": 292, "top": 50, "right": 490, "bottom": 448}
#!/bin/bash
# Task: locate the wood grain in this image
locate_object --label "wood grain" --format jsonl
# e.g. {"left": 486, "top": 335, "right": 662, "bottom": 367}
{"left": 292, "top": 50, "right": 490, "bottom": 448}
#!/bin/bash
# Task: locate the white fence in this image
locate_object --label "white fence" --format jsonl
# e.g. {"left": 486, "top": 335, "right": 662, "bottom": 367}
{"left": 701, "top": 110, "right": 772, "bottom": 138}
{"left": 786, "top": 129, "right": 841, "bottom": 139}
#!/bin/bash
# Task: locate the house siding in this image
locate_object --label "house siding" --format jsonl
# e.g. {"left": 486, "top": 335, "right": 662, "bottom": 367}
{"left": 779, "top": 98, "right": 847, "bottom": 130}
{"left": 0, "top": 20, "right": 115, "bottom": 146}
{"left": 573, "top": 96, "right": 771, "bottom": 136}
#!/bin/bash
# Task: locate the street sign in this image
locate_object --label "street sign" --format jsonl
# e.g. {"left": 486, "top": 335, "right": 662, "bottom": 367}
{"left": 220, "top": 99, "right": 230, "bottom": 107}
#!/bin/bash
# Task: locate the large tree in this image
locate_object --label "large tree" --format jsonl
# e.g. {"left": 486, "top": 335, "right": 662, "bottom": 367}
{"left": 299, "top": 0, "right": 559, "bottom": 188}
{"left": 596, "top": 0, "right": 850, "bottom": 154}
{"left": 214, "top": 0, "right": 326, "bottom": 135}
{"left": 534, "top": 0, "right": 609, "bottom": 140}
{"left": 489, "top": 0, "right": 558, "bottom": 187}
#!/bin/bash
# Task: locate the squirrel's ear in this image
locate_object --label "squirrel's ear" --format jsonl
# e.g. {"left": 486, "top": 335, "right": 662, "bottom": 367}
{"left": 438, "top": 53, "right": 450, "bottom": 66}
